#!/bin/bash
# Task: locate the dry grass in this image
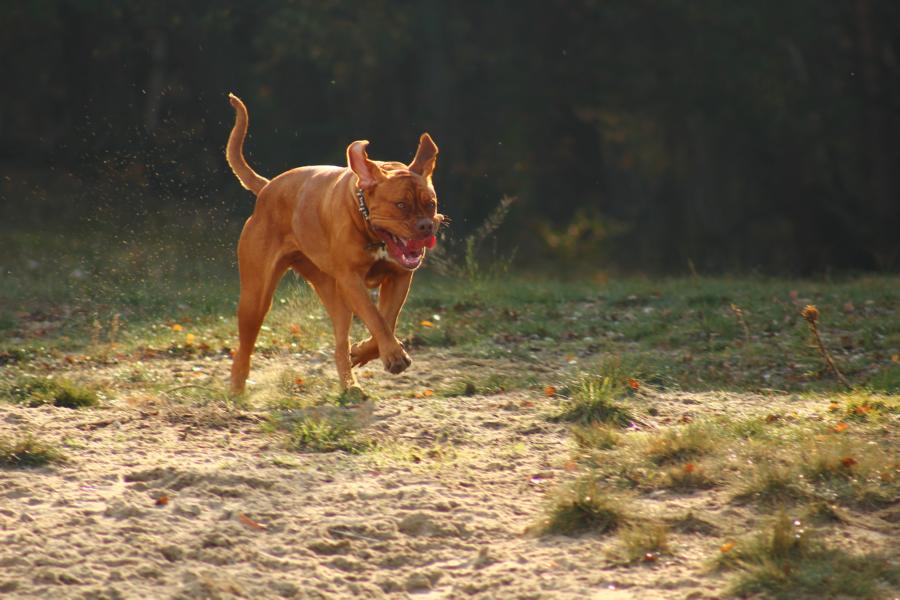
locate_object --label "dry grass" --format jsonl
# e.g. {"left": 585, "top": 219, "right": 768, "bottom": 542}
{"left": 540, "top": 476, "right": 628, "bottom": 536}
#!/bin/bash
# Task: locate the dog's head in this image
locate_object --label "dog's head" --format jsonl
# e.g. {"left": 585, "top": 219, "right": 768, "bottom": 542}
{"left": 347, "top": 134, "right": 443, "bottom": 270}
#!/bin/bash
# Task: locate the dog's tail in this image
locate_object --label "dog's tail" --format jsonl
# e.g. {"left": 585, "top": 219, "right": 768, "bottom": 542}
{"left": 226, "top": 93, "right": 269, "bottom": 195}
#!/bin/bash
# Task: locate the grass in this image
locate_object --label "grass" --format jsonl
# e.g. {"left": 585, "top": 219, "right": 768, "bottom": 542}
{"left": 540, "top": 476, "right": 627, "bottom": 536}
{"left": 2, "top": 224, "right": 899, "bottom": 597}
{"left": 642, "top": 421, "right": 716, "bottom": 464}
{"left": 617, "top": 522, "right": 670, "bottom": 563}
{"left": 551, "top": 368, "right": 635, "bottom": 426}
{"left": 0, "top": 434, "right": 64, "bottom": 468}
{"left": 286, "top": 415, "right": 373, "bottom": 453}
{"left": 1, "top": 375, "right": 99, "bottom": 408}
{"left": 715, "top": 513, "right": 898, "bottom": 599}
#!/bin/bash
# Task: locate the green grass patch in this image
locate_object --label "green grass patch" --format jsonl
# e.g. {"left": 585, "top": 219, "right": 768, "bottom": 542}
{"left": 551, "top": 369, "right": 635, "bottom": 426}
{"left": 286, "top": 415, "right": 373, "bottom": 454}
{"left": 0, "top": 434, "right": 64, "bottom": 468}
{"left": 2, "top": 376, "right": 99, "bottom": 408}
{"left": 716, "top": 513, "right": 898, "bottom": 599}
{"left": 617, "top": 522, "right": 671, "bottom": 563}
{"left": 642, "top": 421, "right": 716, "bottom": 464}
{"left": 540, "top": 476, "right": 627, "bottom": 536}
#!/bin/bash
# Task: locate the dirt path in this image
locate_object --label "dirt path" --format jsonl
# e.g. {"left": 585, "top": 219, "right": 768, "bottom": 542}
{"left": 0, "top": 350, "right": 867, "bottom": 599}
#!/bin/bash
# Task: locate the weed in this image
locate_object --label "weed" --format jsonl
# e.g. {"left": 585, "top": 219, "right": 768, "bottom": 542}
{"left": 734, "top": 460, "right": 811, "bottom": 505}
{"left": 663, "top": 462, "right": 717, "bottom": 491}
{"left": 540, "top": 476, "right": 627, "bottom": 536}
{"left": 287, "top": 415, "right": 373, "bottom": 454}
{"left": 2, "top": 376, "right": 99, "bottom": 408}
{"left": 716, "top": 513, "right": 897, "bottom": 599}
{"left": 552, "top": 370, "right": 633, "bottom": 426}
{"left": 618, "top": 522, "right": 670, "bottom": 563}
{"left": 801, "top": 304, "right": 851, "bottom": 389}
{"left": 572, "top": 423, "right": 621, "bottom": 450}
{"left": 0, "top": 434, "right": 64, "bottom": 467}
{"left": 642, "top": 422, "right": 715, "bottom": 465}
{"left": 666, "top": 511, "right": 719, "bottom": 535}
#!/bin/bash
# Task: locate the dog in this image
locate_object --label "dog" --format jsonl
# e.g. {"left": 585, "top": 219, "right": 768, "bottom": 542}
{"left": 225, "top": 94, "right": 443, "bottom": 395}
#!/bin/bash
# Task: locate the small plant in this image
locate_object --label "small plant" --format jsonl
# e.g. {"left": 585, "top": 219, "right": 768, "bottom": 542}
{"left": 642, "top": 422, "right": 715, "bottom": 465}
{"left": 3, "top": 376, "right": 99, "bottom": 408}
{"left": 663, "top": 462, "right": 717, "bottom": 491}
{"left": 572, "top": 423, "right": 621, "bottom": 450}
{"left": 801, "top": 304, "right": 851, "bottom": 389}
{"left": 0, "top": 434, "right": 64, "bottom": 468}
{"left": 552, "top": 371, "right": 633, "bottom": 426}
{"left": 287, "top": 415, "right": 372, "bottom": 454}
{"left": 618, "top": 522, "right": 670, "bottom": 563}
{"left": 716, "top": 513, "right": 897, "bottom": 599}
{"left": 541, "top": 476, "right": 627, "bottom": 536}
{"left": 733, "top": 460, "right": 810, "bottom": 505}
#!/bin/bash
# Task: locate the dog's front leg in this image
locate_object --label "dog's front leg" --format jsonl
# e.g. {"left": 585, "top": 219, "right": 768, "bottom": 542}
{"left": 350, "top": 271, "right": 413, "bottom": 367}
{"left": 336, "top": 272, "right": 411, "bottom": 374}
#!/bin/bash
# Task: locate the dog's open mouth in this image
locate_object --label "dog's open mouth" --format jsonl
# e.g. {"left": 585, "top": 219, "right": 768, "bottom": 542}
{"left": 372, "top": 227, "right": 437, "bottom": 269}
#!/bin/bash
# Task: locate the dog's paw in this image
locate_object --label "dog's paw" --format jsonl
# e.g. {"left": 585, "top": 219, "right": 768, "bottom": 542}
{"left": 381, "top": 344, "right": 412, "bottom": 375}
{"left": 350, "top": 338, "right": 379, "bottom": 367}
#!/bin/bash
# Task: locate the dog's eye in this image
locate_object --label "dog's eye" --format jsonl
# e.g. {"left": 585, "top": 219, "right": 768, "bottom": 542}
{"left": 395, "top": 202, "right": 407, "bottom": 210}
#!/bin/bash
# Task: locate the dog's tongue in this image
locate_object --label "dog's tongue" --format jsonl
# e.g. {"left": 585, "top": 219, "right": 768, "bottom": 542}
{"left": 406, "top": 236, "right": 437, "bottom": 251}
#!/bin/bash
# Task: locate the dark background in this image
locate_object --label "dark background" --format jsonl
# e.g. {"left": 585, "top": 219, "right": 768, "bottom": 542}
{"left": 1, "top": 0, "right": 897, "bottom": 274}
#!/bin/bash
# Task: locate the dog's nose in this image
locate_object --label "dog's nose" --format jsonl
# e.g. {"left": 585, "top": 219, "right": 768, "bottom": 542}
{"left": 415, "top": 218, "right": 435, "bottom": 236}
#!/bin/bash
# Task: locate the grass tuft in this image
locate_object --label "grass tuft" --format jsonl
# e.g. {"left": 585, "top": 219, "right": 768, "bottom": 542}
{"left": 642, "top": 422, "right": 715, "bottom": 465}
{"left": 716, "top": 513, "right": 897, "bottom": 599}
{"left": 541, "top": 476, "right": 627, "bottom": 536}
{"left": 552, "top": 370, "right": 633, "bottom": 426}
{"left": 572, "top": 423, "right": 621, "bottom": 450}
{"left": 0, "top": 434, "right": 64, "bottom": 468}
{"left": 286, "top": 415, "right": 373, "bottom": 454}
{"left": 3, "top": 376, "right": 99, "bottom": 408}
{"left": 618, "top": 522, "right": 670, "bottom": 563}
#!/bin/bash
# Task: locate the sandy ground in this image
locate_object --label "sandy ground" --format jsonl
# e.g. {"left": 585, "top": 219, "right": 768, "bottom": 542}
{"left": 0, "top": 350, "right": 893, "bottom": 599}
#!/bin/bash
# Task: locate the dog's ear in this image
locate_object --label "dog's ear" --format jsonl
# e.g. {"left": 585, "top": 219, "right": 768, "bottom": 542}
{"left": 409, "top": 133, "right": 438, "bottom": 180}
{"left": 347, "top": 140, "right": 387, "bottom": 189}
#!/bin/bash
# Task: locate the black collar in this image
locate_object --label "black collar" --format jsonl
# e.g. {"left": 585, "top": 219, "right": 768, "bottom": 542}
{"left": 355, "top": 187, "right": 370, "bottom": 221}
{"left": 355, "top": 187, "right": 384, "bottom": 250}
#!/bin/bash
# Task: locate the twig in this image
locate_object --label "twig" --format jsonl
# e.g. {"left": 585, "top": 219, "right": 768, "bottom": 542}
{"left": 801, "top": 305, "right": 851, "bottom": 389}
{"left": 729, "top": 303, "right": 751, "bottom": 342}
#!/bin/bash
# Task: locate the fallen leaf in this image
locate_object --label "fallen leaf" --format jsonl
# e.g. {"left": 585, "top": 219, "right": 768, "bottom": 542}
{"left": 544, "top": 385, "right": 557, "bottom": 397}
{"left": 853, "top": 405, "right": 871, "bottom": 415}
{"left": 680, "top": 415, "right": 693, "bottom": 424}
{"left": 420, "top": 320, "right": 434, "bottom": 328}
{"left": 833, "top": 422, "right": 849, "bottom": 433}
{"left": 171, "top": 324, "right": 183, "bottom": 332}
{"left": 239, "top": 513, "right": 267, "bottom": 531}
{"left": 842, "top": 301, "right": 855, "bottom": 313}
{"left": 294, "top": 377, "right": 305, "bottom": 386}
{"left": 627, "top": 378, "right": 640, "bottom": 391}
{"left": 155, "top": 495, "right": 169, "bottom": 506}
{"left": 683, "top": 463, "right": 696, "bottom": 474}
{"left": 840, "top": 457, "right": 857, "bottom": 468}
{"left": 563, "top": 460, "right": 579, "bottom": 472}
{"left": 423, "top": 389, "right": 434, "bottom": 397}
{"left": 185, "top": 333, "right": 195, "bottom": 346}
{"left": 642, "top": 552, "right": 658, "bottom": 562}
{"left": 765, "top": 414, "right": 780, "bottom": 423}
{"left": 828, "top": 402, "right": 840, "bottom": 412}
{"left": 720, "top": 541, "right": 736, "bottom": 553}
{"left": 290, "top": 324, "right": 301, "bottom": 334}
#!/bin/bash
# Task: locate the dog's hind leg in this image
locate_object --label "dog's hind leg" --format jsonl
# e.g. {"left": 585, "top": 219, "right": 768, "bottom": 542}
{"left": 230, "top": 224, "right": 290, "bottom": 393}
{"left": 301, "top": 269, "right": 357, "bottom": 390}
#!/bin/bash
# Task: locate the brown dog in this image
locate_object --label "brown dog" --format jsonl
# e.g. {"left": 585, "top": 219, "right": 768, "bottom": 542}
{"left": 225, "top": 94, "right": 443, "bottom": 394}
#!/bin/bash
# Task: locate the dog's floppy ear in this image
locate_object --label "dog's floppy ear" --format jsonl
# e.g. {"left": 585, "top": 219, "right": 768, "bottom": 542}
{"left": 409, "top": 133, "right": 438, "bottom": 180}
{"left": 347, "top": 140, "right": 387, "bottom": 189}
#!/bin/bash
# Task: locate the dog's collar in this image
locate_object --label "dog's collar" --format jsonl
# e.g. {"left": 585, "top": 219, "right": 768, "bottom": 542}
{"left": 355, "top": 187, "right": 370, "bottom": 221}
{"left": 355, "top": 187, "right": 384, "bottom": 250}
